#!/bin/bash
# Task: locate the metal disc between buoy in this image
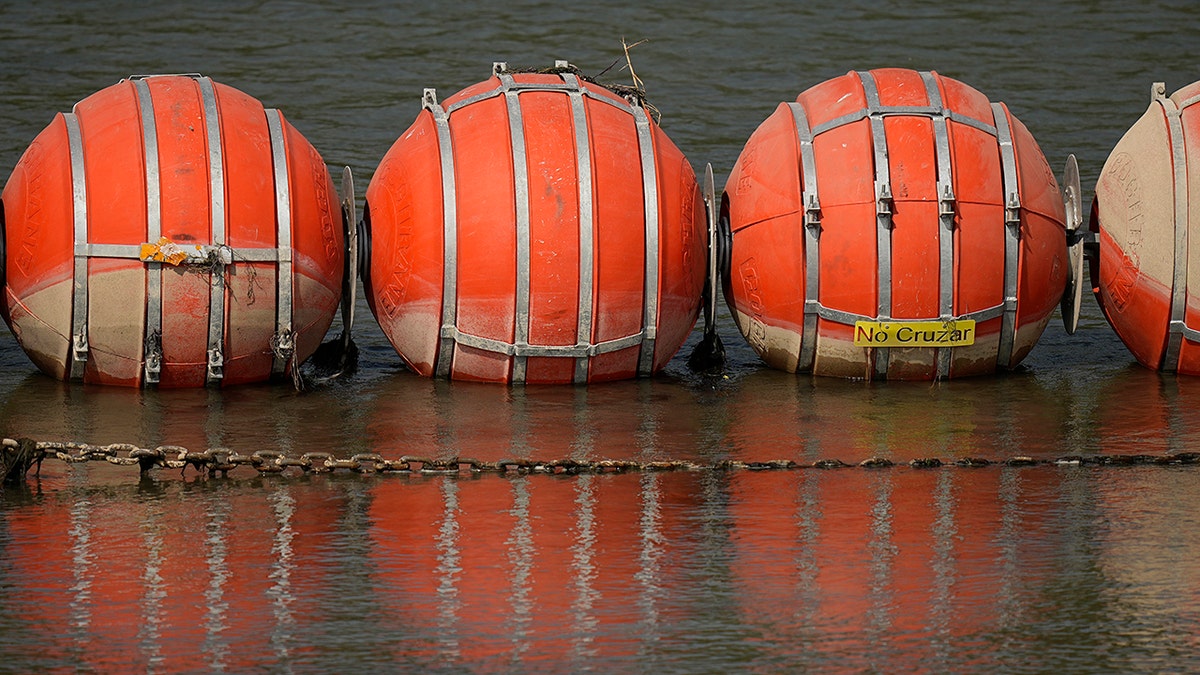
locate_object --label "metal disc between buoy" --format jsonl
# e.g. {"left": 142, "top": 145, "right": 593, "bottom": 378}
{"left": 1061, "top": 154, "right": 1084, "bottom": 334}
{"left": 703, "top": 162, "right": 718, "bottom": 336}
{"left": 340, "top": 165, "right": 358, "bottom": 343}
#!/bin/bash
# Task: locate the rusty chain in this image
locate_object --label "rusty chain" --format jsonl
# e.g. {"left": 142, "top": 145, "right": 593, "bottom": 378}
{"left": 4, "top": 437, "right": 1200, "bottom": 483}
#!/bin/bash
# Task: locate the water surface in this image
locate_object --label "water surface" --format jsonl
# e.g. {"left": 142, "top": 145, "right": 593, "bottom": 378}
{"left": 2, "top": 2, "right": 1200, "bottom": 672}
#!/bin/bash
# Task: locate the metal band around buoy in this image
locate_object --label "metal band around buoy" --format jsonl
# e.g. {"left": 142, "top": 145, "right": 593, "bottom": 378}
{"left": 991, "top": 102, "right": 1021, "bottom": 369}
{"left": 498, "top": 70, "right": 533, "bottom": 382}
{"left": 811, "top": 107, "right": 998, "bottom": 138}
{"left": 197, "top": 76, "right": 227, "bottom": 384}
{"left": 265, "top": 109, "right": 295, "bottom": 378}
{"left": 1159, "top": 85, "right": 1193, "bottom": 371}
{"left": 132, "top": 78, "right": 163, "bottom": 384}
{"left": 787, "top": 102, "right": 821, "bottom": 374}
{"left": 562, "top": 71, "right": 597, "bottom": 384}
{"left": 857, "top": 71, "right": 894, "bottom": 380}
{"left": 923, "top": 71, "right": 958, "bottom": 379}
{"left": 1170, "top": 93, "right": 1200, "bottom": 350}
{"left": 631, "top": 101, "right": 660, "bottom": 377}
{"left": 64, "top": 111, "right": 89, "bottom": 380}
{"left": 426, "top": 88, "right": 459, "bottom": 380}
{"left": 429, "top": 64, "right": 659, "bottom": 381}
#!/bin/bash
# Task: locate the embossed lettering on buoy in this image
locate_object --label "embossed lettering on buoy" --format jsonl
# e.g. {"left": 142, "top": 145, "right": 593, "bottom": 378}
{"left": 1091, "top": 80, "right": 1200, "bottom": 373}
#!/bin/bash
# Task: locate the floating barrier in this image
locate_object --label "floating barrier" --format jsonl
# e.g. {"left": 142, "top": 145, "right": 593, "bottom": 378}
{"left": 1, "top": 74, "right": 349, "bottom": 387}
{"left": 721, "top": 68, "right": 1072, "bottom": 380}
{"left": 1091, "top": 80, "right": 1200, "bottom": 373}
{"left": 362, "top": 62, "right": 707, "bottom": 384}
{"left": 9, "top": 64, "right": 1198, "bottom": 388}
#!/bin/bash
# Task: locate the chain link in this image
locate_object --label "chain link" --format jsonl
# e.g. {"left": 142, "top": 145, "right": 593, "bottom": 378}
{"left": 4, "top": 437, "right": 1200, "bottom": 483}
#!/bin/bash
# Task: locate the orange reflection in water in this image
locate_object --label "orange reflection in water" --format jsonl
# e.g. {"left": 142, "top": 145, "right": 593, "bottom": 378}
{"left": 0, "top": 476, "right": 348, "bottom": 672}
{"left": 725, "top": 465, "right": 1064, "bottom": 670}
{"left": 0, "top": 458, "right": 1171, "bottom": 672}
{"left": 368, "top": 471, "right": 707, "bottom": 669}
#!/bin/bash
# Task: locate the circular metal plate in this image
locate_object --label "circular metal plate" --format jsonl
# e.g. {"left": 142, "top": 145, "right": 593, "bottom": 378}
{"left": 340, "top": 165, "right": 358, "bottom": 342}
{"left": 1061, "top": 154, "right": 1084, "bottom": 334}
{"left": 703, "top": 163, "right": 718, "bottom": 337}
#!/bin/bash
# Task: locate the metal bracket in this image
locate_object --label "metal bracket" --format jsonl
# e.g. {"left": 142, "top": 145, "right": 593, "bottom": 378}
{"left": 876, "top": 183, "right": 894, "bottom": 221}
{"left": 143, "top": 332, "right": 162, "bottom": 385}
{"left": 271, "top": 329, "right": 296, "bottom": 370}
{"left": 206, "top": 348, "right": 224, "bottom": 382}
{"left": 1152, "top": 81, "right": 1167, "bottom": 103}
{"left": 72, "top": 333, "right": 89, "bottom": 368}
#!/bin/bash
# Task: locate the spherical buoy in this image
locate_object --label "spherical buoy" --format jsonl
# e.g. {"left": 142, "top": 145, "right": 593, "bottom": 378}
{"left": 363, "top": 62, "right": 706, "bottom": 384}
{"left": 1, "top": 74, "right": 345, "bottom": 387}
{"left": 722, "top": 68, "right": 1068, "bottom": 380}
{"left": 1091, "top": 80, "right": 1200, "bottom": 374}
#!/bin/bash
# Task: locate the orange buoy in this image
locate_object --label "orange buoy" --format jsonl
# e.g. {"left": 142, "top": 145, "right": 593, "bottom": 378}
{"left": 1, "top": 74, "right": 345, "bottom": 387}
{"left": 722, "top": 68, "right": 1069, "bottom": 380}
{"left": 1091, "top": 80, "right": 1200, "bottom": 374}
{"left": 363, "top": 61, "right": 707, "bottom": 384}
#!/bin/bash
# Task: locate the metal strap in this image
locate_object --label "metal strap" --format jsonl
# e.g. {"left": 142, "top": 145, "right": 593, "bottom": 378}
{"left": 440, "top": 326, "right": 644, "bottom": 358}
{"left": 265, "top": 109, "right": 295, "bottom": 377}
{"left": 563, "top": 72, "right": 596, "bottom": 384}
{"left": 813, "top": 300, "right": 1005, "bottom": 328}
{"left": 197, "top": 76, "right": 226, "bottom": 384}
{"left": 1172, "top": 90, "right": 1200, "bottom": 361}
{"left": 923, "top": 72, "right": 957, "bottom": 379}
{"left": 1178, "top": 322, "right": 1200, "bottom": 344}
{"left": 74, "top": 243, "right": 279, "bottom": 262}
{"left": 426, "top": 88, "right": 459, "bottom": 379}
{"left": 631, "top": 102, "right": 660, "bottom": 377}
{"left": 992, "top": 102, "right": 1021, "bottom": 369}
{"left": 857, "top": 71, "right": 893, "bottom": 380}
{"left": 1159, "top": 85, "right": 1190, "bottom": 371}
{"left": 64, "top": 111, "right": 89, "bottom": 380}
{"left": 132, "top": 78, "right": 162, "bottom": 384}
{"left": 444, "top": 79, "right": 628, "bottom": 117}
{"left": 787, "top": 102, "right": 822, "bottom": 373}
{"left": 811, "top": 107, "right": 997, "bottom": 138}
{"left": 499, "top": 71, "right": 532, "bottom": 382}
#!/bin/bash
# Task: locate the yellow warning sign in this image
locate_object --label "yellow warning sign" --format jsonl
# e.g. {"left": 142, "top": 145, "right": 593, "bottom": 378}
{"left": 853, "top": 320, "right": 976, "bottom": 348}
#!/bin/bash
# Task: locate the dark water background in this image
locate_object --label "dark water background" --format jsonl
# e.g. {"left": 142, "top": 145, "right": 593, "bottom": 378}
{"left": 2, "top": 1, "right": 1200, "bottom": 672}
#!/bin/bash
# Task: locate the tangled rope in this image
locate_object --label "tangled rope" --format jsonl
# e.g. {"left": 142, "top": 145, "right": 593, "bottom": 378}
{"left": 4, "top": 437, "right": 1200, "bottom": 484}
